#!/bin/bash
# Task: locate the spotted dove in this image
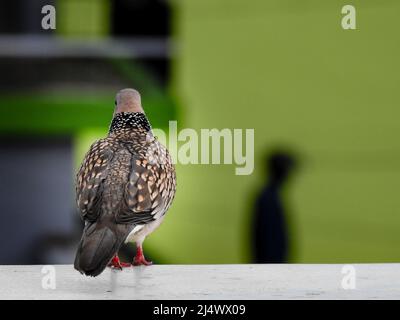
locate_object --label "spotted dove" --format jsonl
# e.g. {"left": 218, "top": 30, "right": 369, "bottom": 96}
{"left": 74, "top": 88, "right": 176, "bottom": 277}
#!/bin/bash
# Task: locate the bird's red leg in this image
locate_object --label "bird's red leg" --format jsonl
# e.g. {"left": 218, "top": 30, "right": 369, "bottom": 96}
{"left": 108, "top": 255, "right": 132, "bottom": 269}
{"left": 133, "top": 245, "right": 152, "bottom": 266}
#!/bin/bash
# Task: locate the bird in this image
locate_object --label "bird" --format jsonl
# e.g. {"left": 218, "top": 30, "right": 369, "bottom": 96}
{"left": 74, "top": 88, "right": 176, "bottom": 277}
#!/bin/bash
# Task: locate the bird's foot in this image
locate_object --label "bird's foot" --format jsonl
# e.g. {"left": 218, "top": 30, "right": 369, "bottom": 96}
{"left": 133, "top": 255, "right": 153, "bottom": 266}
{"left": 108, "top": 255, "right": 132, "bottom": 270}
{"left": 132, "top": 245, "right": 152, "bottom": 266}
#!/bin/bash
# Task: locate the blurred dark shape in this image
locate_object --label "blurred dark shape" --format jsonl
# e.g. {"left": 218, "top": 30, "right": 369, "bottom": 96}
{"left": 112, "top": 0, "right": 170, "bottom": 37}
{"left": 29, "top": 212, "right": 83, "bottom": 264}
{"left": 111, "top": 0, "right": 171, "bottom": 85}
{"left": 253, "top": 151, "right": 296, "bottom": 263}
{"left": 0, "top": 137, "right": 74, "bottom": 264}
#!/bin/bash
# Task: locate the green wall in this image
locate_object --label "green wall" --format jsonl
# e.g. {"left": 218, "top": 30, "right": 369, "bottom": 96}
{"left": 146, "top": 0, "right": 400, "bottom": 263}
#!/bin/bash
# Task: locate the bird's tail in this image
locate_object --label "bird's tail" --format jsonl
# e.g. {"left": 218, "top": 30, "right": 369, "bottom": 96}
{"left": 74, "top": 222, "right": 128, "bottom": 277}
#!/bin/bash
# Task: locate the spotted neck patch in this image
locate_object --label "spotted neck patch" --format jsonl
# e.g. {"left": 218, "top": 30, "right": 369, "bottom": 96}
{"left": 109, "top": 112, "right": 152, "bottom": 133}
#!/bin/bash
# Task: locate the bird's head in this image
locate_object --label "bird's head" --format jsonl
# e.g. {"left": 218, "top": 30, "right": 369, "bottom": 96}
{"left": 114, "top": 88, "right": 144, "bottom": 115}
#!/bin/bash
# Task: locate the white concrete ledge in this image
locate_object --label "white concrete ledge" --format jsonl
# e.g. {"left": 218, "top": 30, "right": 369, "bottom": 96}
{"left": 0, "top": 264, "right": 399, "bottom": 300}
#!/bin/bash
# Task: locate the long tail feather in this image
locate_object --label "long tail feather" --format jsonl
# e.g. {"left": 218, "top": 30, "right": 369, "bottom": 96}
{"left": 74, "top": 222, "right": 127, "bottom": 277}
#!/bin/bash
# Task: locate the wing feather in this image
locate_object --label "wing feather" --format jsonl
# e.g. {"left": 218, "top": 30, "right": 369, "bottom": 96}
{"left": 116, "top": 156, "right": 165, "bottom": 224}
{"left": 76, "top": 139, "right": 114, "bottom": 222}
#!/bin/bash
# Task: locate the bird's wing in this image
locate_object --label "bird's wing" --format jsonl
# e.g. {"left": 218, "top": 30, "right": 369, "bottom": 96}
{"left": 116, "top": 156, "right": 166, "bottom": 224}
{"left": 76, "top": 138, "right": 114, "bottom": 222}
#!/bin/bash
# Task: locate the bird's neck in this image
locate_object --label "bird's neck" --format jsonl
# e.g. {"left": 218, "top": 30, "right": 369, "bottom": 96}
{"left": 109, "top": 112, "right": 152, "bottom": 135}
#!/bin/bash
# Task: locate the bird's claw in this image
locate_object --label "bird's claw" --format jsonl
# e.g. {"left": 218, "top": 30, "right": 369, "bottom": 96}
{"left": 108, "top": 255, "right": 132, "bottom": 270}
{"left": 133, "top": 255, "right": 153, "bottom": 266}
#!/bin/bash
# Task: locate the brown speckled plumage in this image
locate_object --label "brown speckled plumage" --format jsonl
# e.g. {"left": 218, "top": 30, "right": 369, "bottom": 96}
{"left": 74, "top": 90, "right": 176, "bottom": 277}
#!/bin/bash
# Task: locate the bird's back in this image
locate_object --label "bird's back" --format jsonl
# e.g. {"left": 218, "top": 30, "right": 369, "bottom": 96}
{"left": 100, "top": 146, "right": 132, "bottom": 217}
